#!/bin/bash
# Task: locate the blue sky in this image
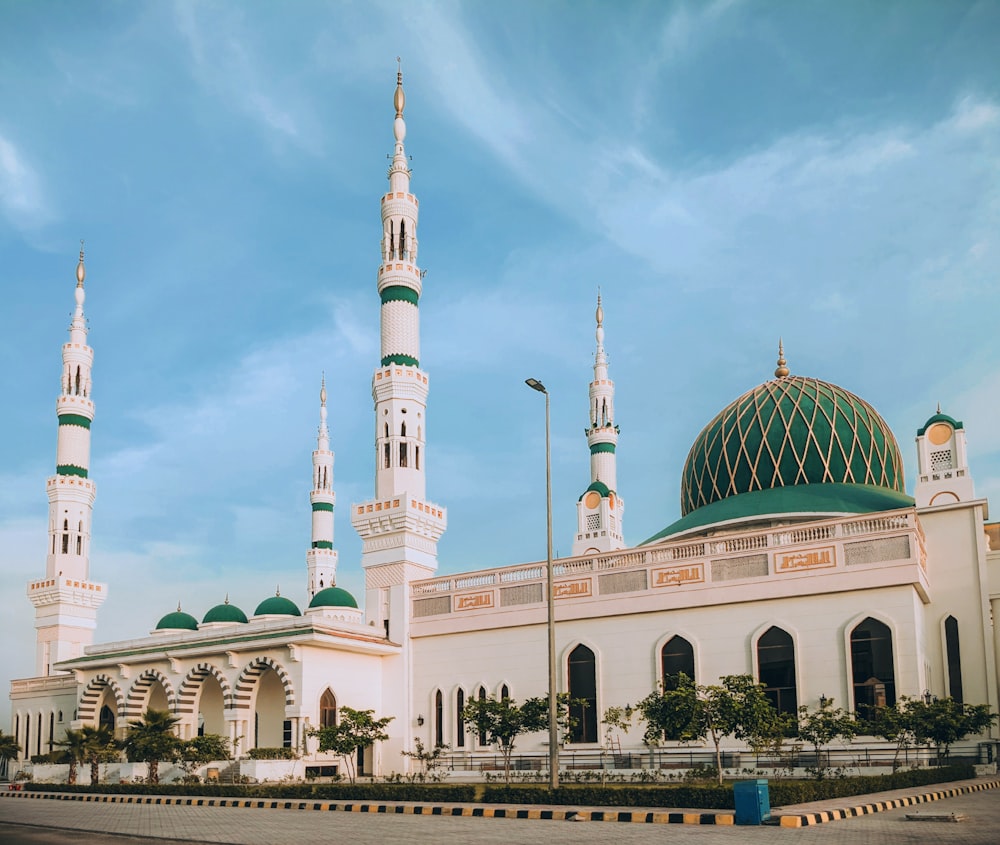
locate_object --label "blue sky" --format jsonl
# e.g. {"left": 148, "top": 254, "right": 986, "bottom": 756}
{"left": 2, "top": 1, "right": 999, "bottom": 723}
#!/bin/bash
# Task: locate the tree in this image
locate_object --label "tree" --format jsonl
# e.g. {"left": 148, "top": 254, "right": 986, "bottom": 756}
{"left": 861, "top": 698, "right": 917, "bottom": 770}
{"left": 636, "top": 674, "right": 783, "bottom": 785}
{"left": 796, "top": 699, "right": 857, "bottom": 779}
{"left": 0, "top": 731, "right": 20, "bottom": 777}
{"left": 309, "top": 706, "right": 393, "bottom": 783}
{"left": 907, "top": 698, "right": 997, "bottom": 764}
{"left": 80, "top": 725, "right": 119, "bottom": 785}
{"left": 182, "top": 733, "right": 231, "bottom": 764}
{"left": 122, "top": 708, "right": 182, "bottom": 784}
{"left": 462, "top": 693, "right": 577, "bottom": 784}
{"left": 400, "top": 738, "right": 449, "bottom": 782}
{"left": 55, "top": 729, "right": 90, "bottom": 785}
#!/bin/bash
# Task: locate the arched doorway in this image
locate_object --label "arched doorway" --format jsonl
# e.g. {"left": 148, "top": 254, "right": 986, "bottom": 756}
{"left": 253, "top": 670, "right": 287, "bottom": 749}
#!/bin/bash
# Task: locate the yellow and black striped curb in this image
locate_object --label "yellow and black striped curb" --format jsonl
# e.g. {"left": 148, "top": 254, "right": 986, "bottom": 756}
{"left": 776, "top": 778, "right": 1000, "bottom": 827}
{"left": 0, "top": 790, "right": 733, "bottom": 825}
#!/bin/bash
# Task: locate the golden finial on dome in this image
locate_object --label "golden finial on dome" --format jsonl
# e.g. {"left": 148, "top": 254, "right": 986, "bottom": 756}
{"left": 595, "top": 288, "right": 604, "bottom": 327}
{"left": 320, "top": 372, "right": 327, "bottom": 407}
{"left": 177, "top": 602, "right": 182, "bottom": 612}
{"left": 224, "top": 593, "right": 230, "bottom": 605}
{"left": 275, "top": 585, "right": 281, "bottom": 597}
{"left": 394, "top": 56, "right": 405, "bottom": 118}
{"left": 76, "top": 240, "right": 85, "bottom": 287}
{"left": 774, "top": 338, "right": 789, "bottom": 379}
{"left": 937, "top": 401, "right": 941, "bottom": 414}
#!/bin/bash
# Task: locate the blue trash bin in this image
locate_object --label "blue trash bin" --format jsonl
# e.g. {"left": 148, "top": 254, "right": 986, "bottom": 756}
{"left": 733, "top": 778, "right": 770, "bottom": 825}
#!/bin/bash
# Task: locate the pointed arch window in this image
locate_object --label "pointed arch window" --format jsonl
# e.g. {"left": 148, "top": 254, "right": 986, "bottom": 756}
{"left": 384, "top": 443, "right": 391, "bottom": 469}
{"left": 48, "top": 712, "right": 55, "bottom": 752}
{"left": 61, "top": 520, "right": 69, "bottom": 554}
{"left": 75, "top": 366, "right": 81, "bottom": 395}
{"left": 455, "top": 689, "right": 465, "bottom": 748}
{"left": 400, "top": 421, "right": 406, "bottom": 437}
{"left": 568, "top": 645, "right": 598, "bottom": 743}
{"left": 99, "top": 705, "right": 115, "bottom": 732}
{"left": 945, "top": 615, "right": 964, "bottom": 703}
{"left": 415, "top": 446, "right": 420, "bottom": 470}
{"left": 500, "top": 684, "right": 509, "bottom": 700}
{"left": 434, "top": 690, "right": 444, "bottom": 747}
{"left": 477, "top": 686, "right": 487, "bottom": 746}
{"left": 76, "top": 521, "right": 83, "bottom": 555}
{"left": 661, "top": 636, "right": 695, "bottom": 688}
{"left": 320, "top": 689, "right": 337, "bottom": 728}
{"left": 757, "top": 627, "right": 797, "bottom": 716}
{"left": 850, "top": 618, "right": 896, "bottom": 713}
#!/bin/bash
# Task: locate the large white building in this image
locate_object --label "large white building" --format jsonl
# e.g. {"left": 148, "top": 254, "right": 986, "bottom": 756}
{"left": 9, "top": 72, "right": 1000, "bottom": 776}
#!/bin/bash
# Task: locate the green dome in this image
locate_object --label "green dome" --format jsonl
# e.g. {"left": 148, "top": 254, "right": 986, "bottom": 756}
{"left": 577, "top": 480, "right": 613, "bottom": 501}
{"left": 202, "top": 601, "right": 248, "bottom": 624}
{"left": 155, "top": 609, "right": 199, "bottom": 631}
{"left": 254, "top": 595, "right": 301, "bottom": 617}
{"left": 681, "top": 375, "right": 906, "bottom": 517}
{"left": 308, "top": 587, "right": 359, "bottom": 609}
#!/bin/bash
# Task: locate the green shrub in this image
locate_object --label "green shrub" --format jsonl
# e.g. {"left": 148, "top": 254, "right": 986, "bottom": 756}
{"left": 247, "top": 747, "right": 297, "bottom": 760}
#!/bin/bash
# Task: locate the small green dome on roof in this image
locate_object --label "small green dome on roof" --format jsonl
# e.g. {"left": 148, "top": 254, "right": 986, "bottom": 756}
{"left": 577, "top": 480, "right": 613, "bottom": 501}
{"left": 308, "top": 586, "right": 359, "bottom": 609}
{"left": 917, "top": 411, "right": 963, "bottom": 436}
{"left": 203, "top": 598, "right": 248, "bottom": 625}
{"left": 155, "top": 606, "right": 199, "bottom": 631}
{"left": 254, "top": 590, "right": 301, "bottom": 617}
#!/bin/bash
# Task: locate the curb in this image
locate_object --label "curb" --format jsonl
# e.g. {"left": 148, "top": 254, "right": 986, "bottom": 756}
{"left": 776, "top": 777, "right": 1000, "bottom": 827}
{"left": 0, "top": 791, "right": 734, "bottom": 826}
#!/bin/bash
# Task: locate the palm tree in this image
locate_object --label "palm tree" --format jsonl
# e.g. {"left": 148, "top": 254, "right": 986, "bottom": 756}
{"left": 81, "top": 725, "right": 118, "bottom": 785}
{"left": 55, "top": 729, "right": 89, "bottom": 785}
{"left": 0, "top": 731, "right": 20, "bottom": 779}
{"left": 122, "top": 709, "right": 181, "bottom": 785}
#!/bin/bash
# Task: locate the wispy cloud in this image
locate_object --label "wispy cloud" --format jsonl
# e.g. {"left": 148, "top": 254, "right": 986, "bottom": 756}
{"left": 0, "top": 134, "right": 50, "bottom": 229}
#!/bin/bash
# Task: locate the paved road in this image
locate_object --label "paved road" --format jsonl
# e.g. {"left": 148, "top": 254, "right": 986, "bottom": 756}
{"left": 2, "top": 790, "right": 1000, "bottom": 844}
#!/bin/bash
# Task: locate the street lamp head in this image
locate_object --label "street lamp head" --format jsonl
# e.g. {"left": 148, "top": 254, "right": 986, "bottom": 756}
{"left": 525, "top": 378, "right": 547, "bottom": 394}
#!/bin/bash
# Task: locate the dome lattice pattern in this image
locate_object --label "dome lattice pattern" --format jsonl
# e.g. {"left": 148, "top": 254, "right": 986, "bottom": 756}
{"left": 681, "top": 376, "right": 905, "bottom": 516}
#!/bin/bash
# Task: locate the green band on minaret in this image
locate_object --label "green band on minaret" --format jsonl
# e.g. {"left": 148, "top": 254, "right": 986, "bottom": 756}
{"left": 312, "top": 502, "right": 334, "bottom": 512}
{"left": 56, "top": 465, "right": 88, "bottom": 478}
{"left": 380, "top": 285, "right": 419, "bottom": 306}
{"left": 58, "top": 414, "right": 91, "bottom": 429}
{"left": 382, "top": 354, "right": 419, "bottom": 367}
{"left": 311, "top": 541, "right": 334, "bottom": 550}
{"left": 590, "top": 442, "right": 616, "bottom": 454}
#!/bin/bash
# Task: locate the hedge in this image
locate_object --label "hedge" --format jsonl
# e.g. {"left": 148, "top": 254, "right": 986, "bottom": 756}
{"left": 24, "top": 765, "right": 976, "bottom": 809}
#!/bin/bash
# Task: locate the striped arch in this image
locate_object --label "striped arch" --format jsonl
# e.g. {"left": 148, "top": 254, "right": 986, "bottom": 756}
{"left": 177, "top": 663, "right": 234, "bottom": 714}
{"left": 234, "top": 657, "right": 296, "bottom": 709}
{"left": 124, "top": 669, "right": 177, "bottom": 719}
{"left": 77, "top": 674, "right": 125, "bottom": 725}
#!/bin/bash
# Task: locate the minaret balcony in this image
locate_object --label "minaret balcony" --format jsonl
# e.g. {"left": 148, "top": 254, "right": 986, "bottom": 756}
{"left": 587, "top": 428, "right": 619, "bottom": 447}
{"left": 381, "top": 191, "right": 419, "bottom": 210}
{"left": 378, "top": 263, "right": 422, "bottom": 295}
{"left": 351, "top": 495, "right": 447, "bottom": 542}
{"left": 56, "top": 395, "right": 95, "bottom": 416}
{"left": 46, "top": 475, "right": 96, "bottom": 501}
{"left": 28, "top": 577, "right": 108, "bottom": 609}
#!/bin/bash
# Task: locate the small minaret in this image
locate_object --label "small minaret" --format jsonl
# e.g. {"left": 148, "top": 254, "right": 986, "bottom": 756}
{"left": 307, "top": 376, "right": 338, "bottom": 598}
{"left": 28, "top": 245, "right": 107, "bottom": 676}
{"left": 914, "top": 405, "right": 975, "bottom": 507}
{"left": 351, "top": 65, "right": 447, "bottom": 639}
{"left": 572, "top": 293, "right": 625, "bottom": 556}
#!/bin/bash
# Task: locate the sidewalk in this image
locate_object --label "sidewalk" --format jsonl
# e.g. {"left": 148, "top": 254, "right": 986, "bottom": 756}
{"left": 3, "top": 775, "right": 998, "bottom": 828}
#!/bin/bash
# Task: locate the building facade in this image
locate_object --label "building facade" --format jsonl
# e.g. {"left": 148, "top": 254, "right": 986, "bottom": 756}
{"left": 9, "top": 73, "right": 1000, "bottom": 775}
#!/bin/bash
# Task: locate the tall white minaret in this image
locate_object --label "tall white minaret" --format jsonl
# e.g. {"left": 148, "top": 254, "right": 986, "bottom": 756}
{"left": 572, "top": 293, "right": 625, "bottom": 556}
{"left": 351, "top": 67, "right": 447, "bottom": 639}
{"left": 28, "top": 245, "right": 107, "bottom": 676}
{"left": 307, "top": 376, "right": 338, "bottom": 598}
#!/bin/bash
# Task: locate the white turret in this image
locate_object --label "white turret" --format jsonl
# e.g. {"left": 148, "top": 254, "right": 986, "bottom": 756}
{"left": 28, "top": 245, "right": 107, "bottom": 676}
{"left": 352, "top": 66, "right": 447, "bottom": 640}
{"left": 572, "top": 293, "right": 625, "bottom": 556}
{"left": 307, "top": 376, "right": 338, "bottom": 598}
{"left": 914, "top": 406, "right": 975, "bottom": 508}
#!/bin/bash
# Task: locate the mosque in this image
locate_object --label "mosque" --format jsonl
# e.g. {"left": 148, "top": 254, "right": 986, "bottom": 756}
{"left": 9, "top": 71, "right": 1000, "bottom": 777}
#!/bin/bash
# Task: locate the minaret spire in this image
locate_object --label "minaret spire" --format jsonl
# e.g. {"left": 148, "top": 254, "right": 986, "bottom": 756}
{"left": 572, "top": 292, "right": 625, "bottom": 556}
{"left": 27, "top": 246, "right": 106, "bottom": 676}
{"left": 307, "top": 375, "right": 338, "bottom": 597}
{"left": 352, "top": 67, "right": 447, "bottom": 639}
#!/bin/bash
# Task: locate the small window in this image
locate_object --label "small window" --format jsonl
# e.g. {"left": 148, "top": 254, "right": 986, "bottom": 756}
{"left": 415, "top": 446, "right": 420, "bottom": 470}
{"left": 399, "top": 442, "right": 408, "bottom": 467}
{"left": 384, "top": 443, "right": 391, "bottom": 469}
{"left": 282, "top": 719, "right": 292, "bottom": 748}
{"left": 500, "top": 684, "right": 509, "bottom": 700}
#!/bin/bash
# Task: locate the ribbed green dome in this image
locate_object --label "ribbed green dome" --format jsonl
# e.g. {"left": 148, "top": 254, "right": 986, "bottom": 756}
{"left": 203, "top": 601, "right": 248, "bottom": 624}
{"left": 254, "top": 595, "right": 301, "bottom": 617}
{"left": 308, "top": 587, "right": 358, "bottom": 609}
{"left": 155, "top": 609, "right": 199, "bottom": 631}
{"left": 681, "top": 375, "right": 905, "bottom": 517}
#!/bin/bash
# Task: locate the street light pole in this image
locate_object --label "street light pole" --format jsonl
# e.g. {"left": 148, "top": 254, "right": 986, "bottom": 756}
{"left": 525, "top": 377, "right": 559, "bottom": 790}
